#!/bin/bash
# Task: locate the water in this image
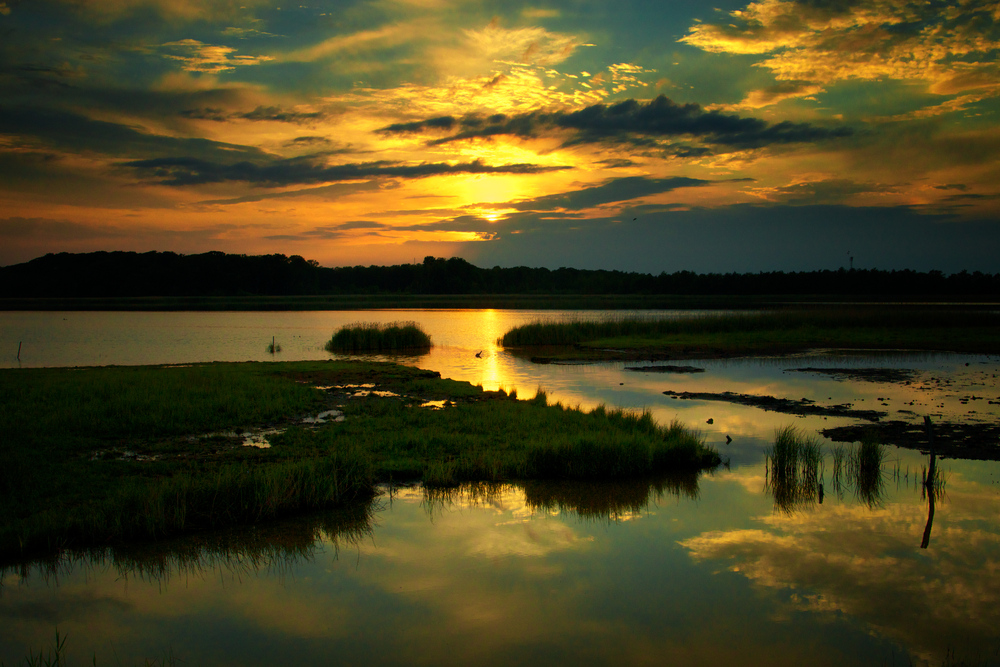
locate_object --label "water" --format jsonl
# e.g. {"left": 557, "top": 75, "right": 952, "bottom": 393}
{"left": 1, "top": 310, "right": 999, "bottom": 665}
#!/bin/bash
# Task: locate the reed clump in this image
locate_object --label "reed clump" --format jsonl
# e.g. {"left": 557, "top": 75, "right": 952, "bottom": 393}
{"left": 499, "top": 308, "right": 1000, "bottom": 355}
{"left": 848, "top": 435, "right": 887, "bottom": 508}
{"left": 325, "top": 321, "right": 432, "bottom": 353}
{"left": 765, "top": 426, "right": 823, "bottom": 513}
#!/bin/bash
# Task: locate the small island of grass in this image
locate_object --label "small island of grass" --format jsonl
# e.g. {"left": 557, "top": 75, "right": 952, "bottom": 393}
{"left": 499, "top": 307, "right": 1000, "bottom": 362}
{"left": 0, "top": 360, "right": 718, "bottom": 561}
{"left": 325, "top": 321, "right": 432, "bottom": 354}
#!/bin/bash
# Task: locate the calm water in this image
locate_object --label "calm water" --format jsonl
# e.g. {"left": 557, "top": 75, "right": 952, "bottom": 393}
{"left": 1, "top": 311, "right": 999, "bottom": 665}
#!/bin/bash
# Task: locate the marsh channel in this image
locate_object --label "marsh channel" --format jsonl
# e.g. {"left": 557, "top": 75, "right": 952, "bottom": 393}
{"left": 2, "top": 309, "right": 999, "bottom": 666}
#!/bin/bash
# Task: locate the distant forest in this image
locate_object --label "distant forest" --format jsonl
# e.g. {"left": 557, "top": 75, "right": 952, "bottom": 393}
{"left": 2, "top": 251, "right": 998, "bottom": 297}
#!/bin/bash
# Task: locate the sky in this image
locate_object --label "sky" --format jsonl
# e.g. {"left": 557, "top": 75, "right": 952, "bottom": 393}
{"left": 1, "top": 0, "right": 998, "bottom": 273}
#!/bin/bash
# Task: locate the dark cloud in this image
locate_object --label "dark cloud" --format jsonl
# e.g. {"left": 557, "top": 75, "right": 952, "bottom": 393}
{"left": 380, "top": 96, "right": 854, "bottom": 150}
{"left": 337, "top": 220, "right": 386, "bottom": 230}
{"left": 263, "top": 222, "right": 389, "bottom": 241}
{"left": 196, "top": 180, "right": 386, "bottom": 206}
{"left": 0, "top": 63, "right": 80, "bottom": 89}
{"left": 0, "top": 105, "right": 269, "bottom": 162}
{"left": 771, "top": 179, "right": 895, "bottom": 205}
{"left": 460, "top": 204, "right": 1000, "bottom": 274}
{"left": 511, "top": 176, "right": 717, "bottom": 212}
{"left": 395, "top": 216, "right": 496, "bottom": 233}
{"left": 382, "top": 116, "right": 458, "bottom": 134}
{"left": 179, "top": 107, "right": 229, "bottom": 122}
{"left": 0, "top": 216, "right": 107, "bottom": 240}
{"left": 181, "top": 105, "right": 325, "bottom": 124}
{"left": 124, "top": 156, "right": 572, "bottom": 187}
{"left": 287, "top": 136, "right": 332, "bottom": 146}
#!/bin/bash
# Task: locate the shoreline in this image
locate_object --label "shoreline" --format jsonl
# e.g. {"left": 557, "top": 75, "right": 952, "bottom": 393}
{"left": 3, "top": 293, "right": 999, "bottom": 311}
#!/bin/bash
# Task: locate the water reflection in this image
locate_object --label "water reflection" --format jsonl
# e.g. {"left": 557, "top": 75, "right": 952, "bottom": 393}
{"left": 3, "top": 475, "right": 703, "bottom": 590}
{"left": 1, "top": 502, "right": 379, "bottom": 591}
{"left": 765, "top": 427, "right": 824, "bottom": 513}
{"left": 688, "top": 456, "right": 1000, "bottom": 666}
{"left": 3, "top": 468, "right": 998, "bottom": 666}
{"left": 422, "top": 472, "right": 702, "bottom": 523}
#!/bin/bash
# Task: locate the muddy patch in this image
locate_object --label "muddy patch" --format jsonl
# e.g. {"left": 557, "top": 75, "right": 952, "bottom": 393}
{"left": 821, "top": 421, "right": 1000, "bottom": 461}
{"left": 786, "top": 367, "right": 918, "bottom": 383}
{"left": 662, "top": 390, "right": 886, "bottom": 421}
{"left": 626, "top": 365, "right": 705, "bottom": 374}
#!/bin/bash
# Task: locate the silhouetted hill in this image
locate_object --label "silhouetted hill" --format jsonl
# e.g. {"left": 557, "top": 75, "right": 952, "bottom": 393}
{"left": 1, "top": 251, "right": 998, "bottom": 298}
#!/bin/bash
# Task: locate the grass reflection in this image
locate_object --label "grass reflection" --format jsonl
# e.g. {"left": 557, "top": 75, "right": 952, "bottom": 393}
{"left": 848, "top": 437, "right": 887, "bottom": 509}
{"left": 421, "top": 473, "right": 702, "bottom": 522}
{"left": 767, "top": 427, "right": 891, "bottom": 513}
{"left": 0, "top": 500, "right": 379, "bottom": 588}
{"left": 765, "top": 426, "right": 823, "bottom": 514}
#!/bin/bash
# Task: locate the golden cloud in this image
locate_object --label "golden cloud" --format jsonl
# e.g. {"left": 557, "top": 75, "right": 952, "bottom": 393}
{"left": 161, "top": 39, "right": 273, "bottom": 73}
{"left": 680, "top": 0, "right": 1000, "bottom": 114}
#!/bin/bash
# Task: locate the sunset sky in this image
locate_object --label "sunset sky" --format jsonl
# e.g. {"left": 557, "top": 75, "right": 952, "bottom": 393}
{"left": 1, "top": 0, "right": 998, "bottom": 272}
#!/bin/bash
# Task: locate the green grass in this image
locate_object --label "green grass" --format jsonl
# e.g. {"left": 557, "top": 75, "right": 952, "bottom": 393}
{"left": 848, "top": 435, "right": 887, "bottom": 508}
{"left": 3, "top": 630, "right": 177, "bottom": 667}
{"left": 499, "top": 308, "right": 1000, "bottom": 358}
{"left": 325, "top": 321, "right": 432, "bottom": 353}
{"left": 276, "top": 388, "right": 716, "bottom": 486}
{"left": 0, "top": 361, "right": 717, "bottom": 560}
{"left": 765, "top": 426, "right": 823, "bottom": 513}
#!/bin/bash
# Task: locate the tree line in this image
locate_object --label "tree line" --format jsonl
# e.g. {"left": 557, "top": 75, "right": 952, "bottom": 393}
{"left": 1, "top": 251, "right": 998, "bottom": 297}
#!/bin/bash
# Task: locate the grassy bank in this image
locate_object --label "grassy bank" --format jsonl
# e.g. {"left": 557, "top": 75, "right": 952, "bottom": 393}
{"left": 499, "top": 307, "right": 1000, "bottom": 360}
{"left": 325, "top": 321, "right": 431, "bottom": 353}
{"left": 5, "top": 293, "right": 998, "bottom": 311}
{"left": 0, "top": 360, "right": 717, "bottom": 560}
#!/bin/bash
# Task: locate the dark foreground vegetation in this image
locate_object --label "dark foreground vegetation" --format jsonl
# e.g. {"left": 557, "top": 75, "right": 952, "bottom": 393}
{"left": 500, "top": 308, "right": 1000, "bottom": 360}
{"left": 0, "top": 360, "right": 718, "bottom": 561}
{"left": 2, "top": 251, "right": 998, "bottom": 304}
{"left": 325, "top": 321, "right": 432, "bottom": 353}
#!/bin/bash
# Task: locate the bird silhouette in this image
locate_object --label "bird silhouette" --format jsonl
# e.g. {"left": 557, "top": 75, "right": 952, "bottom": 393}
{"left": 475, "top": 350, "right": 483, "bottom": 358}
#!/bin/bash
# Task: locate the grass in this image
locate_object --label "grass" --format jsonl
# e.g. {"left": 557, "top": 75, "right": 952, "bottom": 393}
{"left": 499, "top": 307, "right": 1000, "bottom": 359}
{"left": 0, "top": 360, "right": 717, "bottom": 560}
{"left": 768, "top": 426, "right": 890, "bottom": 511}
{"left": 848, "top": 435, "right": 888, "bottom": 508}
{"left": 277, "top": 387, "right": 716, "bottom": 486}
{"left": 765, "top": 426, "right": 823, "bottom": 513}
{"left": 3, "top": 630, "right": 177, "bottom": 667}
{"left": 325, "top": 321, "right": 432, "bottom": 354}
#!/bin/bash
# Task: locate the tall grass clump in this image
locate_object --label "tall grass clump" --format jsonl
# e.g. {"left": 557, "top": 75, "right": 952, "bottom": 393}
{"left": 830, "top": 443, "right": 848, "bottom": 499}
{"left": 325, "top": 321, "right": 432, "bottom": 354}
{"left": 766, "top": 426, "right": 823, "bottom": 513}
{"left": 848, "top": 435, "right": 887, "bottom": 508}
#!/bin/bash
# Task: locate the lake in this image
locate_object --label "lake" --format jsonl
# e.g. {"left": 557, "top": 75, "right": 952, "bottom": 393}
{"left": 1, "top": 310, "right": 998, "bottom": 665}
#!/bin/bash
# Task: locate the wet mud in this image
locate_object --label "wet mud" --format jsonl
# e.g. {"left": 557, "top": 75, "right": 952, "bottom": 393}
{"left": 661, "top": 390, "right": 887, "bottom": 421}
{"left": 821, "top": 421, "right": 1000, "bottom": 461}
{"left": 786, "top": 367, "right": 918, "bottom": 383}
{"left": 625, "top": 365, "right": 705, "bottom": 374}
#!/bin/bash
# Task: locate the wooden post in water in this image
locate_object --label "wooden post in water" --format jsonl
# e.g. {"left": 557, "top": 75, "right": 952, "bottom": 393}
{"left": 920, "top": 416, "right": 936, "bottom": 549}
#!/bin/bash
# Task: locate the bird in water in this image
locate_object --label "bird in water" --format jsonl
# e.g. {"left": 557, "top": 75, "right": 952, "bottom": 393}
{"left": 475, "top": 350, "right": 483, "bottom": 358}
